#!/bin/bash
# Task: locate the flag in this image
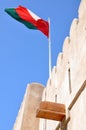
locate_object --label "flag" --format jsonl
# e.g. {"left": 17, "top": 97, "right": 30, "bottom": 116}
{"left": 5, "top": 5, "right": 49, "bottom": 37}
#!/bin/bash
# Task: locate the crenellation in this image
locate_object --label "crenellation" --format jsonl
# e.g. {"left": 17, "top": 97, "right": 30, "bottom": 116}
{"left": 78, "top": 0, "right": 86, "bottom": 19}
{"left": 56, "top": 52, "right": 63, "bottom": 67}
{"left": 62, "top": 36, "right": 70, "bottom": 65}
{"left": 70, "top": 18, "right": 78, "bottom": 38}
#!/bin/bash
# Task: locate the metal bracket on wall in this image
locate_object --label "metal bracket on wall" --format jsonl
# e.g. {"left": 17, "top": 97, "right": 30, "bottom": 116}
{"left": 55, "top": 80, "right": 86, "bottom": 130}
{"left": 55, "top": 116, "right": 70, "bottom": 130}
{"left": 68, "top": 80, "right": 86, "bottom": 110}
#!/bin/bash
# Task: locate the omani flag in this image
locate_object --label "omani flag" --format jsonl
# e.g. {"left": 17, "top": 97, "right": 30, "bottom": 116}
{"left": 5, "top": 5, "right": 49, "bottom": 37}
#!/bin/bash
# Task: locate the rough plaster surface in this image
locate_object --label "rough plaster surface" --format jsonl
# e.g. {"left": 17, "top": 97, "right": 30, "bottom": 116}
{"left": 13, "top": 83, "right": 44, "bottom": 130}
{"left": 13, "top": 0, "right": 86, "bottom": 130}
{"left": 40, "top": 0, "right": 86, "bottom": 129}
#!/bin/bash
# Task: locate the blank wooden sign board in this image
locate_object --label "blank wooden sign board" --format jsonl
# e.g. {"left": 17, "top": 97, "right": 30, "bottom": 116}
{"left": 36, "top": 101, "right": 66, "bottom": 121}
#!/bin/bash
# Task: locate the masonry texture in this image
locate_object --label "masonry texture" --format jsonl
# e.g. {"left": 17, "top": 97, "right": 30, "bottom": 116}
{"left": 13, "top": 0, "right": 86, "bottom": 130}
{"left": 13, "top": 83, "right": 44, "bottom": 130}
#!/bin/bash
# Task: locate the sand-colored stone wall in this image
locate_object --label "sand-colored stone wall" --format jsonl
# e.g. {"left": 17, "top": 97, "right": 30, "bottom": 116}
{"left": 13, "top": 83, "right": 44, "bottom": 130}
{"left": 39, "top": 0, "right": 86, "bottom": 129}
{"left": 13, "top": 0, "right": 86, "bottom": 130}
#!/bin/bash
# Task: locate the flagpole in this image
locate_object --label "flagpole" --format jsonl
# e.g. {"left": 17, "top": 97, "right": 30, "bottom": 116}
{"left": 48, "top": 18, "right": 52, "bottom": 78}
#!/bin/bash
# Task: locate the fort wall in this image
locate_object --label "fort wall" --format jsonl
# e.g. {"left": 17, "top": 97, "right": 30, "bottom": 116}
{"left": 39, "top": 0, "right": 86, "bottom": 129}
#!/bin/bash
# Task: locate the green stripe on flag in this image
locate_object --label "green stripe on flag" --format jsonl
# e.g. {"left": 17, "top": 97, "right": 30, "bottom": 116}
{"left": 5, "top": 8, "right": 37, "bottom": 29}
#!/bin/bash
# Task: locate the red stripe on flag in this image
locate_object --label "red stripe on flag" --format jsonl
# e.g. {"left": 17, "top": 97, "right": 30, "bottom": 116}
{"left": 15, "top": 6, "right": 37, "bottom": 26}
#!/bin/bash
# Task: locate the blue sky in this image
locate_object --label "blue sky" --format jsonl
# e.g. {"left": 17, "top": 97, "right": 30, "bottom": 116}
{"left": 0, "top": 0, "right": 80, "bottom": 130}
